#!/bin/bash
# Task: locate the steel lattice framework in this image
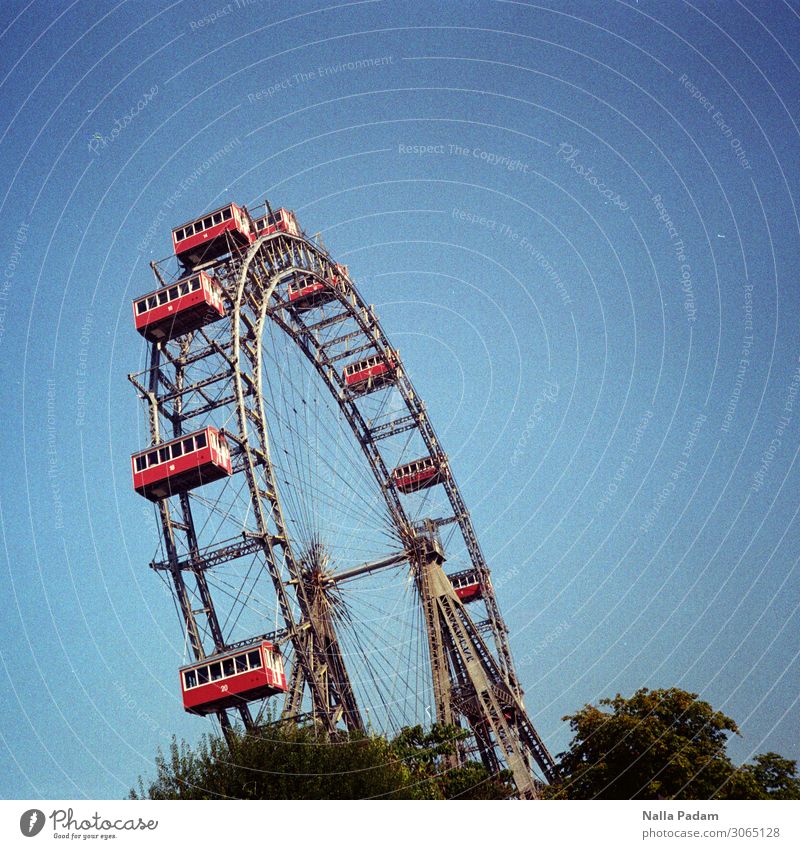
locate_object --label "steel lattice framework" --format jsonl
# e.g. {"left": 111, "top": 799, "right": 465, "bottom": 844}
{"left": 128, "top": 204, "right": 557, "bottom": 797}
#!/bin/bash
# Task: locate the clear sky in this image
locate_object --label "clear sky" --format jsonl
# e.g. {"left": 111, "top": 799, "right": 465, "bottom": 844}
{"left": 0, "top": 0, "right": 798, "bottom": 799}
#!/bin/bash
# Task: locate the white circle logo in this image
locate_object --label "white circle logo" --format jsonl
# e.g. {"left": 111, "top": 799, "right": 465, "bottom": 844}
{"left": 20, "top": 809, "right": 45, "bottom": 837}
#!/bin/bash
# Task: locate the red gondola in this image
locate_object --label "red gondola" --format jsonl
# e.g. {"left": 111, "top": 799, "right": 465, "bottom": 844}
{"left": 343, "top": 351, "right": 397, "bottom": 394}
{"left": 172, "top": 203, "right": 252, "bottom": 268}
{"left": 131, "top": 426, "right": 232, "bottom": 501}
{"left": 180, "top": 640, "right": 287, "bottom": 716}
{"left": 449, "top": 570, "right": 482, "bottom": 603}
{"left": 287, "top": 272, "right": 346, "bottom": 311}
{"left": 132, "top": 272, "right": 224, "bottom": 342}
{"left": 391, "top": 456, "right": 447, "bottom": 493}
{"left": 253, "top": 208, "right": 300, "bottom": 237}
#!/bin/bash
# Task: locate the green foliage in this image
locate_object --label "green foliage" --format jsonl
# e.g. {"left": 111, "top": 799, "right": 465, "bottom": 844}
{"left": 739, "top": 752, "right": 800, "bottom": 799}
{"left": 439, "top": 761, "right": 514, "bottom": 800}
{"left": 549, "top": 687, "right": 798, "bottom": 801}
{"left": 390, "top": 723, "right": 513, "bottom": 799}
{"left": 130, "top": 721, "right": 509, "bottom": 800}
{"left": 131, "top": 690, "right": 799, "bottom": 801}
{"left": 392, "top": 722, "right": 465, "bottom": 762}
{"left": 389, "top": 723, "right": 462, "bottom": 799}
{"left": 131, "top": 723, "right": 427, "bottom": 800}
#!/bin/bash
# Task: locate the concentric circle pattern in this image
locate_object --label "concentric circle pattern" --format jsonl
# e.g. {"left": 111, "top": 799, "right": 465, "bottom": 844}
{"left": 0, "top": 0, "right": 798, "bottom": 800}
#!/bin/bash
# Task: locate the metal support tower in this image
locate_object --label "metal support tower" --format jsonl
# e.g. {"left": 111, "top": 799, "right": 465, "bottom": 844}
{"left": 129, "top": 208, "right": 557, "bottom": 795}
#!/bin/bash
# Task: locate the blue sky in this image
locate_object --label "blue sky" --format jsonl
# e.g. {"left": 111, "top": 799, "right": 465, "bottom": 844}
{"left": 0, "top": 0, "right": 798, "bottom": 798}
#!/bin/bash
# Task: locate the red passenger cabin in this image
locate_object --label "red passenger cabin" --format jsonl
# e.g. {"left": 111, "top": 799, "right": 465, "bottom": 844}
{"left": 180, "top": 640, "right": 287, "bottom": 716}
{"left": 131, "top": 426, "right": 232, "bottom": 501}
{"left": 343, "top": 351, "right": 397, "bottom": 394}
{"left": 287, "top": 272, "right": 346, "bottom": 312}
{"left": 449, "top": 570, "right": 482, "bottom": 603}
{"left": 132, "top": 272, "right": 224, "bottom": 342}
{"left": 172, "top": 203, "right": 252, "bottom": 268}
{"left": 253, "top": 208, "right": 300, "bottom": 238}
{"left": 391, "top": 456, "right": 447, "bottom": 494}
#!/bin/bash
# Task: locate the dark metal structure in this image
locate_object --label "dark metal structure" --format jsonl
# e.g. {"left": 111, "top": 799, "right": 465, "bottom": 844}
{"left": 128, "top": 202, "right": 556, "bottom": 797}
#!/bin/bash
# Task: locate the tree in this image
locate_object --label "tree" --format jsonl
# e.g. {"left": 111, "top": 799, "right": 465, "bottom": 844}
{"left": 740, "top": 753, "right": 800, "bottom": 799}
{"left": 391, "top": 724, "right": 513, "bottom": 799}
{"left": 549, "top": 687, "right": 797, "bottom": 801}
{"left": 131, "top": 722, "right": 428, "bottom": 800}
{"left": 131, "top": 691, "right": 798, "bottom": 800}
{"left": 130, "top": 721, "right": 509, "bottom": 800}
{"left": 440, "top": 760, "right": 515, "bottom": 800}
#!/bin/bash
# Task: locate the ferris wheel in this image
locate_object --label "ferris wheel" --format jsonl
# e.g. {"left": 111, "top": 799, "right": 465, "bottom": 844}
{"left": 128, "top": 200, "right": 557, "bottom": 798}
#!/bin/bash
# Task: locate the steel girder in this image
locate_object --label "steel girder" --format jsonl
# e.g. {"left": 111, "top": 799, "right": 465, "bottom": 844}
{"left": 130, "top": 218, "right": 557, "bottom": 794}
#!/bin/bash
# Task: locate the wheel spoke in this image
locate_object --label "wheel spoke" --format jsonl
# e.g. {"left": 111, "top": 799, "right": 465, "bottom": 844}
{"left": 128, "top": 208, "right": 556, "bottom": 795}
